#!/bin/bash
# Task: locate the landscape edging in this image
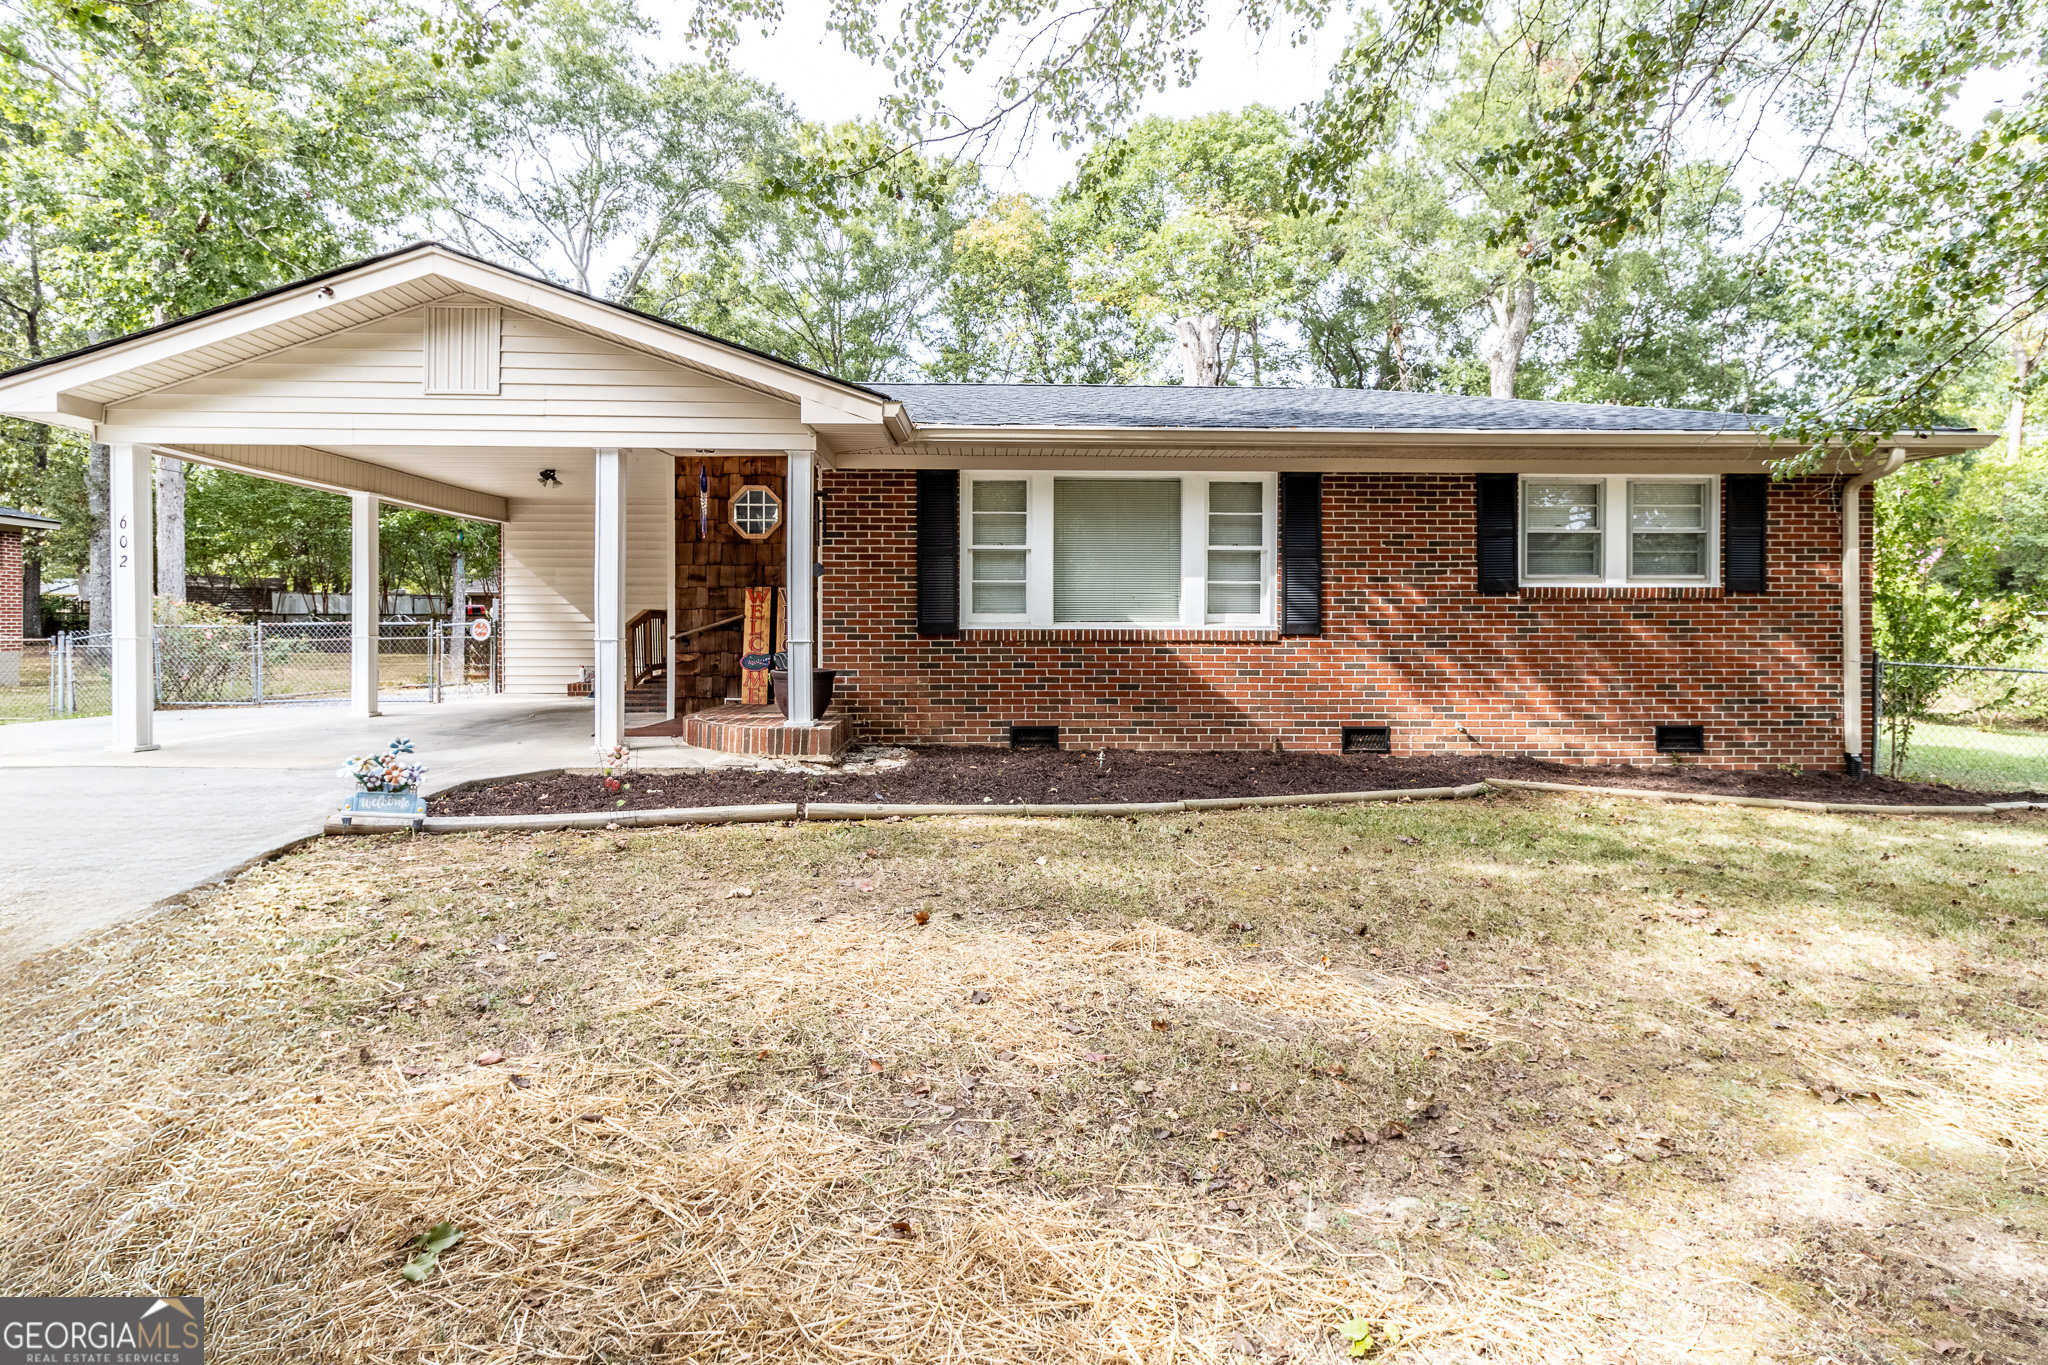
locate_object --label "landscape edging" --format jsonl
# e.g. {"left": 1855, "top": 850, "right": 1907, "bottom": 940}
{"left": 1481, "top": 776, "right": 2019, "bottom": 816}
{"left": 324, "top": 776, "right": 2040, "bottom": 838}
{"left": 324, "top": 802, "right": 802, "bottom": 836}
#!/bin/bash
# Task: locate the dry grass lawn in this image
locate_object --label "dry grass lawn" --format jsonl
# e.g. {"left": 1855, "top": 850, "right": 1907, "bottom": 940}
{"left": 4, "top": 791, "right": 2048, "bottom": 1364}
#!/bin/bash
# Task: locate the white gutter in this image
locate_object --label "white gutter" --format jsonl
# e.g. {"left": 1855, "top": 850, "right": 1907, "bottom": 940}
{"left": 1842, "top": 447, "right": 1906, "bottom": 773}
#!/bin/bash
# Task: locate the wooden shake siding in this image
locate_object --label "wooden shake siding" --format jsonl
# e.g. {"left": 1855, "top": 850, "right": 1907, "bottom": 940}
{"left": 500, "top": 451, "right": 671, "bottom": 696}
{"left": 103, "top": 299, "right": 811, "bottom": 446}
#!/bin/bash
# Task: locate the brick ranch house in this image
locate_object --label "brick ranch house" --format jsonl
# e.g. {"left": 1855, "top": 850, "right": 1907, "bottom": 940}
{"left": 0, "top": 243, "right": 1992, "bottom": 768}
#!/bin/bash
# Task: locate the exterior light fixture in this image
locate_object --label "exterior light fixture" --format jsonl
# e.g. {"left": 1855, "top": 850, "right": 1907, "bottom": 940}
{"left": 538, "top": 468, "right": 560, "bottom": 487}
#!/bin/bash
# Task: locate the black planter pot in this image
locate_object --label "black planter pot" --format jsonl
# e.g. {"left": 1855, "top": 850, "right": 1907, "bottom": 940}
{"left": 769, "top": 669, "right": 838, "bottom": 720}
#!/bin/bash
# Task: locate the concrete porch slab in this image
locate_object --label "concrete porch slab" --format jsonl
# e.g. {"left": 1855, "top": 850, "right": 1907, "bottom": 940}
{"left": 629, "top": 703, "right": 849, "bottom": 760}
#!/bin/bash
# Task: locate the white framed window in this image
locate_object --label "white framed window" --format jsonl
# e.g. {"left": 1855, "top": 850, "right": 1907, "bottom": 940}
{"left": 960, "top": 471, "right": 1277, "bottom": 628}
{"left": 1519, "top": 474, "right": 1717, "bottom": 586}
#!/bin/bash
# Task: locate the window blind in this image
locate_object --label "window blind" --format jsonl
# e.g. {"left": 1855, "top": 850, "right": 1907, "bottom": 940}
{"left": 1053, "top": 478, "right": 1182, "bottom": 623}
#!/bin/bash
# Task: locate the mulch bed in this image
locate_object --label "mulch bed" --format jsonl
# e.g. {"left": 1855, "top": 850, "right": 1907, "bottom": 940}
{"left": 427, "top": 747, "right": 2045, "bottom": 816}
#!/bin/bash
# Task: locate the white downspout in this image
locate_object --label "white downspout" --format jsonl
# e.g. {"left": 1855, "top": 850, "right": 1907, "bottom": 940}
{"left": 1841, "top": 446, "right": 1905, "bottom": 774}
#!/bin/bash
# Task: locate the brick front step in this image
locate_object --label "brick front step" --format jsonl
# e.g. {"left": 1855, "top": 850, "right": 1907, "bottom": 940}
{"left": 629, "top": 703, "right": 850, "bottom": 760}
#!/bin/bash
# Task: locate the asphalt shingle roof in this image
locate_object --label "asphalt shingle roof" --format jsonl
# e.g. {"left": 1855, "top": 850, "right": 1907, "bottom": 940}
{"left": 872, "top": 383, "right": 1780, "bottom": 434}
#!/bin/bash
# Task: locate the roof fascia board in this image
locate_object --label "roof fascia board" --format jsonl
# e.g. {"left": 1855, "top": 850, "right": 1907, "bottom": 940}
{"left": 829, "top": 444, "right": 1985, "bottom": 474}
{"left": 0, "top": 251, "right": 453, "bottom": 409}
{"left": 0, "top": 510, "right": 62, "bottom": 530}
{"left": 899, "top": 425, "right": 1994, "bottom": 456}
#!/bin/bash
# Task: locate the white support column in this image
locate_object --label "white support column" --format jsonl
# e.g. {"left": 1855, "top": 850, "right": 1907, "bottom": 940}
{"left": 593, "top": 447, "right": 626, "bottom": 753}
{"left": 107, "top": 442, "right": 157, "bottom": 752}
{"left": 350, "top": 492, "right": 380, "bottom": 718}
{"left": 783, "top": 448, "right": 816, "bottom": 727}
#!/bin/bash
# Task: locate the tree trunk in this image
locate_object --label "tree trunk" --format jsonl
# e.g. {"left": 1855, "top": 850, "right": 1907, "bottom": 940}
{"left": 155, "top": 454, "right": 186, "bottom": 602}
{"left": 1484, "top": 274, "right": 1536, "bottom": 400}
{"left": 2010, "top": 329, "right": 2038, "bottom": 454}
{"left": 86, "top": 442, "right": 111, "bottom": 632}
{"left": 22, "top": 555, "right": 40, "bottom": 638}
{"left": 1175, "top": 314, "right": 1223, "bottom": 386}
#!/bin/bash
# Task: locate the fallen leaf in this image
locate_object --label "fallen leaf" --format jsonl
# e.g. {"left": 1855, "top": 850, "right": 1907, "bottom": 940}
{"left": 1396, "top": 835, "right": 1419, "bottom": 846}
{"left": 1176, "top": 1249, "right": 1203, "bottom": 1268}
{"left": 914, "top": 909, "right": 930, "bottom": 925}
{"left": 475, "top": 1050, "right": 505, "bottom": 1066}
{"left": 399, "top": 1221, "right": 463, "bottom": 1284}
{"left": 886, "top": 1220, "right": 913, "bottom": 1239}
{"left": 966, "top": 989, "right": 992, "bottom": 1005}
{"left": 538, "top": 951, "right": 557, "bottom": 962}
{"left": 1034, "top": 856, "right": 1048, "bottom": 865}
{"left": 510, "top": 1074, "right": 532, "bottom": 1089}
{"left": 1206, "top": 1128, "right": 1231, "bottom": 1141}
{"left": 400, "top": 1065, "right": 429, "bottom": 1078}
{"left": 867, "top": 1058, "right": 885, "bottom": 1074}
{"left": 728, "top": 887, "right": 754, "bottom": 899}
{"left": 1379, "top": 1120, "right": 1409, "bottom": 1141}
{"left": 517, "top": 992, "right": 535, "bottom": 1006}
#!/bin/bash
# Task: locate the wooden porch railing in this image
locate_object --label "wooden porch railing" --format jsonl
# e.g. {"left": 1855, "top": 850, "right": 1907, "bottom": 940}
{"left": 626, "top": 609, "right": 667, "bottom": 688}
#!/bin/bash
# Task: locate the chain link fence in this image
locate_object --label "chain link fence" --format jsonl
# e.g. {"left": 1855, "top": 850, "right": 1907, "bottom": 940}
{"left": 1875, "top": 658, "right": 2048, "bottom": 792}
{"left": 0, "top": 619, "right": 499, "bottom": 722}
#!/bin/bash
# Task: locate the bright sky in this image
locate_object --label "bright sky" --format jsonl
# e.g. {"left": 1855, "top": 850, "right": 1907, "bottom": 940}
{"left": 662, "top": 0, "right": 1355, "bottom": 197}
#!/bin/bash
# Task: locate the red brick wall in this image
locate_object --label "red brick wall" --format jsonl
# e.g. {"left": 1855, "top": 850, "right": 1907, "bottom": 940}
{"left": 0, "top": 527, "right": 22, "bottom": 645}
{"left": 818, "top": 470, "right": 1872, "bottom": 771}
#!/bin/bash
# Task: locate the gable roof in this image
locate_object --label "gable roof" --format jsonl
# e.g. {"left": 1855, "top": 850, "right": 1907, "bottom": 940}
{"left": 0, "top": 242, "right": 896, "bottom": 438}
{"left": 0, "top": 241, "right": 886, "bottom": 404}
{"left": 875, "top": 383, "right": 1751, "bottom": 435}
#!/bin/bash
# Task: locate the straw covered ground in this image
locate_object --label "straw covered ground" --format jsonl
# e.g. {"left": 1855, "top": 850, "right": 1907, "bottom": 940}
{"left": 5, "top": 791, "right": 2048, "bottom": 1363}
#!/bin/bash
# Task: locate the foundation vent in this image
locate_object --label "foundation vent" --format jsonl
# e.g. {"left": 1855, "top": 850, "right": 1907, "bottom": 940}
{"left": 1654, "top": 724, "right": 1705, "bottom": 754}
{"left": 1009, "top": 725, "right": 1059, "bottom": 751}
{"left": 1341, "top": 725, "right": 1391, "bottom": 754}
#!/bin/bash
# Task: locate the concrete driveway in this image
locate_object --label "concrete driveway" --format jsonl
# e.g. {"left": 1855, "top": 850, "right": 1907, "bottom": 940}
{"left": 0, "top": 697, "right": 606, "bottom": 963}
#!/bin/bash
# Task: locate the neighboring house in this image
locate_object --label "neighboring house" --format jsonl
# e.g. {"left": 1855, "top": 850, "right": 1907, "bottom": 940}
{"left": 0, "top": 243, "right": 1993, "bottom": 766}
{"left": 1, "top": 505, "right": 61, "bottom": 684}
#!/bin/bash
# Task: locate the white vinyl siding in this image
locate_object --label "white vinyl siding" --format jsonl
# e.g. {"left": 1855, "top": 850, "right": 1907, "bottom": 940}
{"left": 1519, "top": 474, "right": 1717, "bottom": 586}
{"left": 104, "top": 297, "right": 812, "bottom": 448}
{"left": 500, "top": 449, "right": 671, "bottom": 695}
{"left": 959, "top": 471, "right": 1276, "bottom": 628}
{"left": 423, "top": 305, "right": 500, "bottom": 394}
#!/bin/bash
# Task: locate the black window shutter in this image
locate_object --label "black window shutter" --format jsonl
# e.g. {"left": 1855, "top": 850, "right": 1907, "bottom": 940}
{"left": 1724, "top": 473, "right": 1768, "bottom": 593}
{"left": 916, "top": 469, "right": 959, "bottom": 635}
{"left": 1279, "top": 472, "right": 1322, "bottom": 636}
{"left": 1475, "top": 473, "right": 1518, "bottom": 595}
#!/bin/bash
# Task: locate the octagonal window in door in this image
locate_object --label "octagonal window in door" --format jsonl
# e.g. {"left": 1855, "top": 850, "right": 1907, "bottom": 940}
{"left": 729, "top": 484, "right": 783, "bottom": 540}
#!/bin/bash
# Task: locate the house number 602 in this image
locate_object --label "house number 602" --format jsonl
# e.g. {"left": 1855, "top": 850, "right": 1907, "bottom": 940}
{"left": 118, "top": 515, "right": 129, "bottom": 568}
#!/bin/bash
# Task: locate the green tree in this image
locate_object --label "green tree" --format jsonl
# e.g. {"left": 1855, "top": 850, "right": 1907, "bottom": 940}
{"left": 929, "top": 192, "right": 1153, "bottom": 383}
{"left": 644, "top": 122, "right": 973, "bottom": 381}
{"left": 1067, "top": 106, "right": 1308, "bottom": 385}
{"left": 434, "top": 0, "right": 791, "bottom": 300}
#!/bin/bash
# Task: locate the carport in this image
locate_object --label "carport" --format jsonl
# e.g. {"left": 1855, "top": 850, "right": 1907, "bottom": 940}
{"left": 0, "top": 243, "right": 895, "bottom": 756}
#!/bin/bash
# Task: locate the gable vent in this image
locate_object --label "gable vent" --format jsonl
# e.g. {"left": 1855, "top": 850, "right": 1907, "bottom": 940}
{"left": 424, "top": 305, "right": 501, "bottom": 395}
